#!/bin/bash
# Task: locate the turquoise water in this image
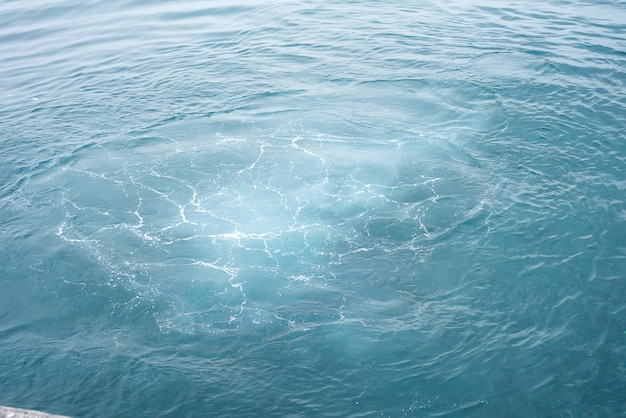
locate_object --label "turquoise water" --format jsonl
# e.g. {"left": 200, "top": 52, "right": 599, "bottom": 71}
{"left": 1, "top": 0, "right": 625, "bottom": 416}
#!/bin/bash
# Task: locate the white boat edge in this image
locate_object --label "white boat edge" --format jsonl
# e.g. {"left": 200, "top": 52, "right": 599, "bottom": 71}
{"left": 0, "top": 406, "right": 70, "bottom": 418}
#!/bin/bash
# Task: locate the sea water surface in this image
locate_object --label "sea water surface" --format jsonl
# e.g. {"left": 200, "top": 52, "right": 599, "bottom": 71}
{"left": 1, "top": 0, "right": 625, "bottom": 416}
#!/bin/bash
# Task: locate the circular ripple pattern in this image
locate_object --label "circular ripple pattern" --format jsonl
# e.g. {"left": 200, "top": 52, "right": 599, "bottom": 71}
{"left": 1, "top": 0, "right": 625, "bottom": 416}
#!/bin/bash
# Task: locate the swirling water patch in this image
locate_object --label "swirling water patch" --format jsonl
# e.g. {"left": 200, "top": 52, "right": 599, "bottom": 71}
{"left": 1, "top": 0, "right": 625, "bottom": 416}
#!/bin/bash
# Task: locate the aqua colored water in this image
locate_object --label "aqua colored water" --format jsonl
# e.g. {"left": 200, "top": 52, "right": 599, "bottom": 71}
{"left": 1, "top": 0, "right": 625, "bottom": 416}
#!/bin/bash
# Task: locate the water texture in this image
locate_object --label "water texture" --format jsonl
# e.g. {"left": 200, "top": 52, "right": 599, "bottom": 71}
{"left": 1, "top": 0, "right": 625, "bottom": 416}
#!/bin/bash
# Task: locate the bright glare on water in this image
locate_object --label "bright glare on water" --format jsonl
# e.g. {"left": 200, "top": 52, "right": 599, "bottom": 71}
{"left": 1, "top": 0, "right": 625, "bottom": 416}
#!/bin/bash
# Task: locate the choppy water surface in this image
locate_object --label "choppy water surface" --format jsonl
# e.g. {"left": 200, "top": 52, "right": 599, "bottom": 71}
{"left": 1, "top": 0, "right": 625, "bottom": 416}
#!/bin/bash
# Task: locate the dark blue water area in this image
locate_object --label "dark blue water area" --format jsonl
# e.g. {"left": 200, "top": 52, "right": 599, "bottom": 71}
{"left": 1, "top": 0, "right": 626, "bottom": 416}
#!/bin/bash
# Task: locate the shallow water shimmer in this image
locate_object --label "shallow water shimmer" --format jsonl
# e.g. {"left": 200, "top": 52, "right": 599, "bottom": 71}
{"left": 1, "top": 0, "right": 625, "bottom": 416}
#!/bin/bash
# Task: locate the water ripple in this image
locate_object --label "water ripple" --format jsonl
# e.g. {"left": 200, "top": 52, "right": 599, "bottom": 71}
{"left": 1, "top": 0, "right": 625, "bottom": 416}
